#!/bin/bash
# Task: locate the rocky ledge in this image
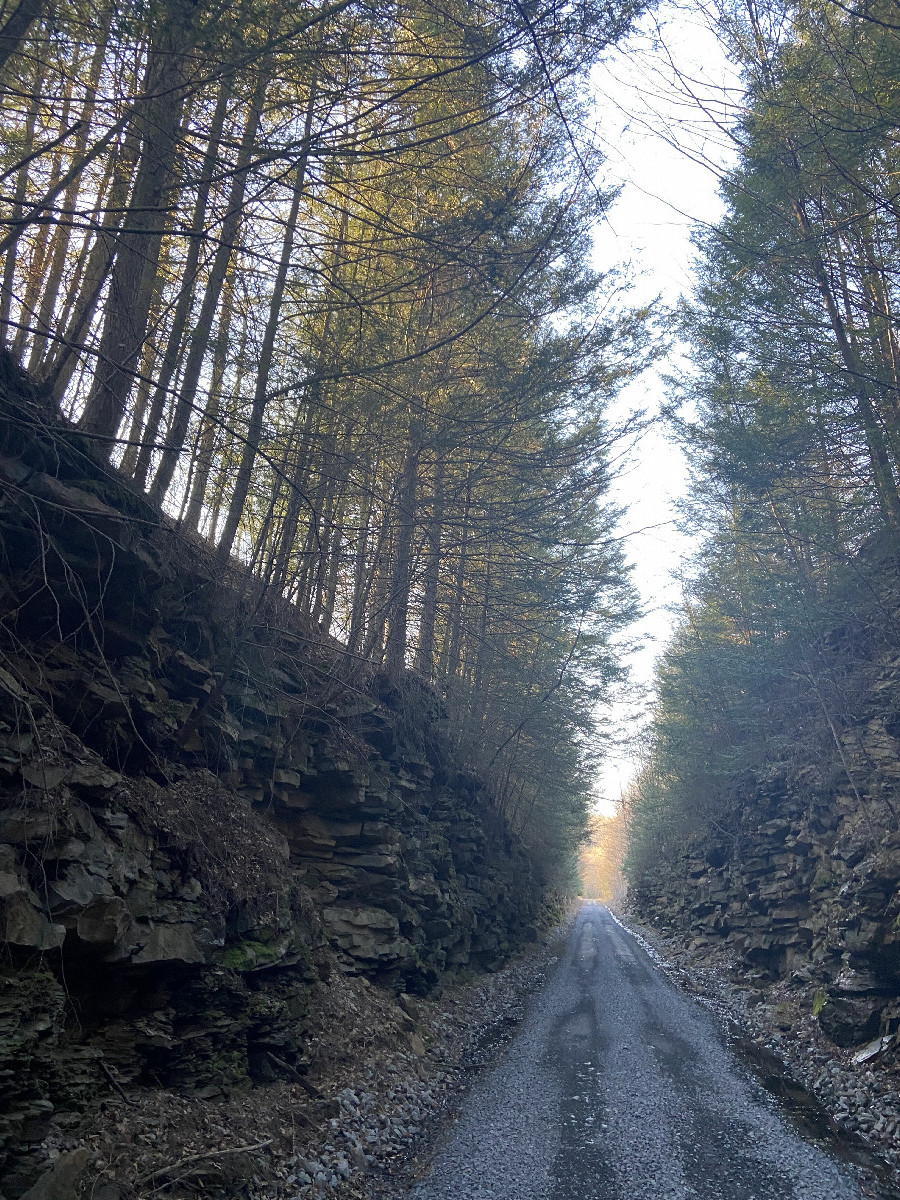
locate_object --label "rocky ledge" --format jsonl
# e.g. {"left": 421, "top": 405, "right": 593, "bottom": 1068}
{"left": 0, "top": 368, "right": 559, "bottom": 1192}
{"left": 12, "top": 920, "right": 567, "bottom": 1200}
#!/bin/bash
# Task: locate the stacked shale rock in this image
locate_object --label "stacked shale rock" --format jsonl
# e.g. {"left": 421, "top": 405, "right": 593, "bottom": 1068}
{"left": 630, "top": 643, "right": 900, "bottom": 1052}
{"left": 0, "top": 365, "right": 553, "bottom": 1187}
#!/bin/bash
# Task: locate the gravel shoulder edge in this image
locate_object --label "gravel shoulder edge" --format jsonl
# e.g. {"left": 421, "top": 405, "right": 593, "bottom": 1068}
{"left": 615, "top": 907, "right": 900, "bottom": 1200}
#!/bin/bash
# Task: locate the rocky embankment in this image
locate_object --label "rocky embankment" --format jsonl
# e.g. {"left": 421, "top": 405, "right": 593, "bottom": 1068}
{"left": 0, "top": 364, "right": 558, "bottom": 1194}
{"left": 628, "top": 753, "right": 900, "bottom": 1044}
{"left": 627, "top": 600, "right": 900, "bottom": 1180}
{"left": 11, "top": 925, "right": 564, "bottom": 1200}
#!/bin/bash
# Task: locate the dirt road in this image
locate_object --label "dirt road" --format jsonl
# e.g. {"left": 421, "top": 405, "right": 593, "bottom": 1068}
{"left": 410, "top": 903, "right": 863, "bottom": 1200}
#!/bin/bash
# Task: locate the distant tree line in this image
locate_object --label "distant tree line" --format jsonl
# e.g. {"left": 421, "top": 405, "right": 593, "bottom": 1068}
{"left": 580, "top": 810, "right": 626, "bottom": 901}
{"left": 0, "top": 0, "right": 650, "bottom": 880}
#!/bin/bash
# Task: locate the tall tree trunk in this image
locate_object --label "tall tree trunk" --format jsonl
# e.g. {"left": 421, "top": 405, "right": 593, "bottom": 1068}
{"left": 384, "top": 426, "right": 419, "bottom": 677}
{"left": 0, "top": 86, "right": 39, "bottom": 339}
{"left": 11, "top": 79, "right": 75, "bottom": 358}
{"left": 318, "top": 491, "right": 348, "bottom": 631}
{"left": 856, "top": 220, "right": 900, "bottom": 463}
{"left": 270, "top": 187, "right": 348, "bottom": 588}
{"left": 291, "top": 413, "right": 331, "bottom": 608}
{"left": 26, "top": 12, "right": 113, "bottom": 373}
{"left": 49, "top": 146, "right": 119, "bottom": 339}
{"left": 215, "top": 124, "right": 312, "bottom": 563}
{"left": 40, "top": 134, "right": 136, "bottom": 401}
{"left": 143, "top": 74, "right": 263, "bottom": 500}
{"left": 204, "top": 302, "right": 251, "bottom": 540}
{"left": 120, "top": 329, "right": 164, "bottom": 475}
{"left": 266, "top": 400, "right": 318, "bottom": 588}
{"left": 346, "top": 479, "right": 375, "bottom": 653}
{"left": 182, "top": 269, "right": 238, "bottom": 531}
{"left": 118, "top": 249, "right": 174, "bottom": 474}
{"left": 360, "top": 502, "right": 393, "bottom": 663}
{"left": 443, "top": 469, "right": 471, "bottom": 679}
{"left": 129, "top": 78, "right": 231, "bottom": 487}
{"left": 309, "top": 443, "right": 341, "bottom": 620}
{"left": 414, "top": 455, "right": 444, "bottom": 677}
{"left": 78, "top": 0, "right": 197, "bottom": 446}
{"left": 0, "top": 0, "right": 41, "bottom": 78}
{"left": 466, "top": 555, "right": 492, "bottom": 738}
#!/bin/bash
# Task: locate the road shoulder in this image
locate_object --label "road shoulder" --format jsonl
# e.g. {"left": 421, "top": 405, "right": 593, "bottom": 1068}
{"left": 618, "top": 907, "right": 900, "bottom": 1199}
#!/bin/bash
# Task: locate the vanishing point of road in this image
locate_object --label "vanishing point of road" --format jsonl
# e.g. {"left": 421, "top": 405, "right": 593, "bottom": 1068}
{"left": 411, "top": 903, "right": 863, "bottom": 1200}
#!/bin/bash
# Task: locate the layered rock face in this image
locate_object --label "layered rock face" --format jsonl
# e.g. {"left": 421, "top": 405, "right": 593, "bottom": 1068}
{"left": 0, "top": 371, "right": 553, "bottom": 1186}
{"left": 630, "top": 655, "right": 900, "bottom": 1052}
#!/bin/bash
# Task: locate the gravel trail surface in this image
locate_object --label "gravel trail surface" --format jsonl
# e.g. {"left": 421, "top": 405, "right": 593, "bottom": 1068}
{"left": 410, "top": 902, "right": 864, "bottom": 1200}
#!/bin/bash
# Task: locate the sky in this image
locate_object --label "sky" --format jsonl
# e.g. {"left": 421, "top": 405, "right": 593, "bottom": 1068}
{"left": 587, "top": 4, "right": 742, "bottom": 812}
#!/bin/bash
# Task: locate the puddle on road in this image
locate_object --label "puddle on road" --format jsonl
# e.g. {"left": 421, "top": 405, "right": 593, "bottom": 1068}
{"left": 730, "top": 1032, "right": 900, "bottom": 1200}
{"left": 459, "top": 1006, "right": 528, "bottom": 1070}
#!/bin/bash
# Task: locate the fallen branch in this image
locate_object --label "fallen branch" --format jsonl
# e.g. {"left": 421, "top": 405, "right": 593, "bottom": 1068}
{"left": 266, "top": 1050, "right": 324, "bottom": 1099}
{"left": 136, "top": 1140, "right": 273, "bottom": 1187}
{"left": 99, "top": 1059, "right": 138, "bottom": 1108}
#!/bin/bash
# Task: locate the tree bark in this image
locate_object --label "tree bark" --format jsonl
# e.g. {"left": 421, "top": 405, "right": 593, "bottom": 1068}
{"left": 78, "top": 0, "right": 197, "bottom": 446}
{"left": 0, "top": 0, "right": 41, "bottom": 78}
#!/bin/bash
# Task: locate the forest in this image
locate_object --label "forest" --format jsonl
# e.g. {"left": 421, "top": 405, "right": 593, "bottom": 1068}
{"left": 10, "top": 0, "right": 900, "bottom": 1193}
{"left": 0, "top": 0, "right": 652, "bottom": 880}
{"left": 625, "top": 0, "right": 900, "bottom": 889}
{"left": 9, "top": 0, "right": 900, "bottom": 920}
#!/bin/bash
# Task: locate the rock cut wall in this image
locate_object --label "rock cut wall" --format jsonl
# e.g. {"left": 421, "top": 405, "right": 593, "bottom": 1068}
{"left": 0, "top": 365, "right": 555, "bottom": 1185}
{"left": 629, "top": 653, "right": 900, "bottom": 1051}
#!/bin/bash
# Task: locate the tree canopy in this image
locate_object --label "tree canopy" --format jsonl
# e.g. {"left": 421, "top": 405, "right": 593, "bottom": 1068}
{"left": 625, "top": 0, "right": 900, "bottom": 890}
{"left": 0, "top": 0, "right": 651, "bottom": 885}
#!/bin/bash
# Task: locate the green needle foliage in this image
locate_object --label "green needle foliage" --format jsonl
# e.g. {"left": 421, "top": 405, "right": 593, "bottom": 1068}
{"left": 0, "top": 0, "right": 651, "bottom": 888}
{"left": 626, "top": 0, "right": 900, "bottom": 891}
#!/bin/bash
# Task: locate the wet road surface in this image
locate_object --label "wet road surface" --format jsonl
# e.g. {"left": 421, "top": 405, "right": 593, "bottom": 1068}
{"left": 410, "top": 902, "right": 863, "bottom": 1200}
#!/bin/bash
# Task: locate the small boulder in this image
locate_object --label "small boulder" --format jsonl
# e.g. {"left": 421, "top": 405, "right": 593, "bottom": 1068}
{"left": 816, "top": 995, "right": 882, "bottom": 1047}
{"left": 20, "top": 1150, "right": 89, "bottom": 1200}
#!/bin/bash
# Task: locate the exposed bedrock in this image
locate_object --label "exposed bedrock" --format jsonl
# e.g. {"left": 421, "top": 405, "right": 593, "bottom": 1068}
{"left": 0, "top": 376, "right": 555, "bottom": 1188}
{"left": 630, "top": 700, "right": 900, "bottom": 1053}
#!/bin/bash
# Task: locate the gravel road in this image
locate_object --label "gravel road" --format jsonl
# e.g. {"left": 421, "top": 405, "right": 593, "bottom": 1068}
{"left": 409, "top": 902, "right": 864, "bottom": 1200}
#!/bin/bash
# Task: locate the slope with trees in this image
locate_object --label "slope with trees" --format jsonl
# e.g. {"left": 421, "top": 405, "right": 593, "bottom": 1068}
{"left": 0, "top": 0, "right": 651, "bottom": 888}
{"left": 625, "top": 0, "right": 900, "bottom": 1049}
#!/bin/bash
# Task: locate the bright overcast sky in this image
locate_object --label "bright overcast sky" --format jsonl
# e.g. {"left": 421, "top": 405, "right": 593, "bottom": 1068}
{"left": 588, "top": 3, "right": 742, "bottom": 811}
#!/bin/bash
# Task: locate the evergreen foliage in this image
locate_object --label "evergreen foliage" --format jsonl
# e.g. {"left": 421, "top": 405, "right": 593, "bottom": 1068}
{"left": 625, "top": 0, "right": 900, "bottom": 890}
{"left": 0, "top": 0, "right": 649, "bottom": 886}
